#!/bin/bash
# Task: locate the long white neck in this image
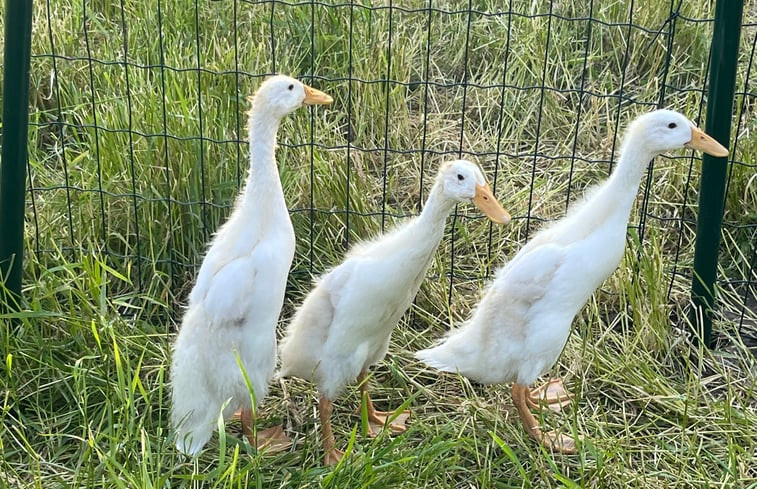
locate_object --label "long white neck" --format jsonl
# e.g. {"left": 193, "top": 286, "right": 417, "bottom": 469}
{"left": 596, "top": 131, "right": 657, "bottom": 220}
{"left": 413, "top": 180, "right": 457, "bottom": 246}
{"left": 239, "top": 109, "right": 287, "bottom": 217}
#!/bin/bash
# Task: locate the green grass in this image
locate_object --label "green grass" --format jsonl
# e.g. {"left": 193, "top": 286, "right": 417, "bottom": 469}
{"left": 2, "top": 0, "right": 756, "bottom": 487}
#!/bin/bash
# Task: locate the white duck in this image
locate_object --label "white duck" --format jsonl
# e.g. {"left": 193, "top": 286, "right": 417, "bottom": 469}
{"left": 416, "top": 109, "right": 728, "bottom": 454}
{"left": 170, "top": 75, "right": 332, "bottom": 456}
{"left": 279, "top": 159, "right": 511, "bottom": 465}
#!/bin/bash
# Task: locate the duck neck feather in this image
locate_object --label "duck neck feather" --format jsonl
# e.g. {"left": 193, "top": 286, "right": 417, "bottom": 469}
{"left": 240, "top": 109, "right": 287, "bottom": 215}
{"left": 602, "top": 131, "right": 658, "bottom": 218}
{"left": 415, "top": 180, "right": 457, "bottom": 240}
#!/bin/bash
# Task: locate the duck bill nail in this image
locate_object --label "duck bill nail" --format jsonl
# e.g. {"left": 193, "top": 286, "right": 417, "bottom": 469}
{"left": 472, "top": 184, "right": 511, "bottom": 225}
{"left": 686, "top": 127, "right": 729, "bottom": 157}
{"left": 303, "top": 85, "right": 333, "bottom": 105}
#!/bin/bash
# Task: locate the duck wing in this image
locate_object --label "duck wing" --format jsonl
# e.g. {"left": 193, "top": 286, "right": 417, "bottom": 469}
{"left": 196, "top": 242, "right": 289, "bottom": 328}
{"left": 415, "top": 243, "right": 566, "bottom": 383}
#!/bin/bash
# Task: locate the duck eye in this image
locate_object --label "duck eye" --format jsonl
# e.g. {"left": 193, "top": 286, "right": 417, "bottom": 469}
{"left": 288, "top": 84, "right": 294, "bottom": 91}
{"left": 668, "top": 122, "right": 677, "bottom": 129}
{"left": 457, "top": 174, "right": 464, "bottom": 181}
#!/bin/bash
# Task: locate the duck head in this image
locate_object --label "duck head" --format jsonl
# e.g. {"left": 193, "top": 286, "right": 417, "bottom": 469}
{"left": 629, "top": 109, "right": 728, "bottom": 157}
{"left": 439, "top": 159, "right": 511, "bottom": 224}
{"left": 252, "top": 75, "right": 333, "bottom": 119}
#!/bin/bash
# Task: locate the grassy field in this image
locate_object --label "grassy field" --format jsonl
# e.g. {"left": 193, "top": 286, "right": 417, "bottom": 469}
{"left": 2, "top": 0, "right": 756, "bottom": 487}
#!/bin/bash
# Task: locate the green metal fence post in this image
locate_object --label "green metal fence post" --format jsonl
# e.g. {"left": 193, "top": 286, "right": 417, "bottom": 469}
{"left": 0, "top": 0, "right": 34, "bottom": 311}
{"left": 690, "top": 0, "right": 743, "bottom": 348}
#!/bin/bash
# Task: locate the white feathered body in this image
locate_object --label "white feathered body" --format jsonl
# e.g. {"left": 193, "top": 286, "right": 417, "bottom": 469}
{"left": 170, "top": 117, "right": 295, "bottom": 455}
{"left": 415, "top": 109, "right": 728, "bottom": 392}
{"left": 279, "top": 207, "right": 446, "bottom": 400}
{"left": 416, "top": 168, "right": 642, "bottom": 386}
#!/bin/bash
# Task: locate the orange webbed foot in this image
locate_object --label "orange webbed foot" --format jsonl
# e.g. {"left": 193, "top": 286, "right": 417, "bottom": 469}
{"left": 248, "top": 425, "right": 292, "bottom": 453}
{"left": 359, "top": 407, "right": 411, "bottom": 437}
{"left": 527, "top": 378, "right": 574, "bottom": 412}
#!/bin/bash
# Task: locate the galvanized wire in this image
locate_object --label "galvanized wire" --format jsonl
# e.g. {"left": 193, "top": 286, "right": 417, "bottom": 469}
{"left": 18, "top": 0, "right": 756, "bottom": 339}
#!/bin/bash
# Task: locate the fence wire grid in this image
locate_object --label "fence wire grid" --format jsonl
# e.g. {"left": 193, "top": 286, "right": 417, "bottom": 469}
{"left": 12, "top": 0, "right": 757, "bottom": 342}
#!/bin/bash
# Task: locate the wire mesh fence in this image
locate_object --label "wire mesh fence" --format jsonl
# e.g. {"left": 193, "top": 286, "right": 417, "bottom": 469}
{"left": 12, "top": 0, "right": 757, "bottom": 342}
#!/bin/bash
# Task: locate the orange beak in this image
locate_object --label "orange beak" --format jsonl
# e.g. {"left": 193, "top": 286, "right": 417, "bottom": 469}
{"left": 303, "top": 84, "right": 333, "bottom": 105}
{"left": 685, "top": 126, "right": 728, "bottom": 157}
{"left": 472, "top": 183, "right": 511, "bottom": 225}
